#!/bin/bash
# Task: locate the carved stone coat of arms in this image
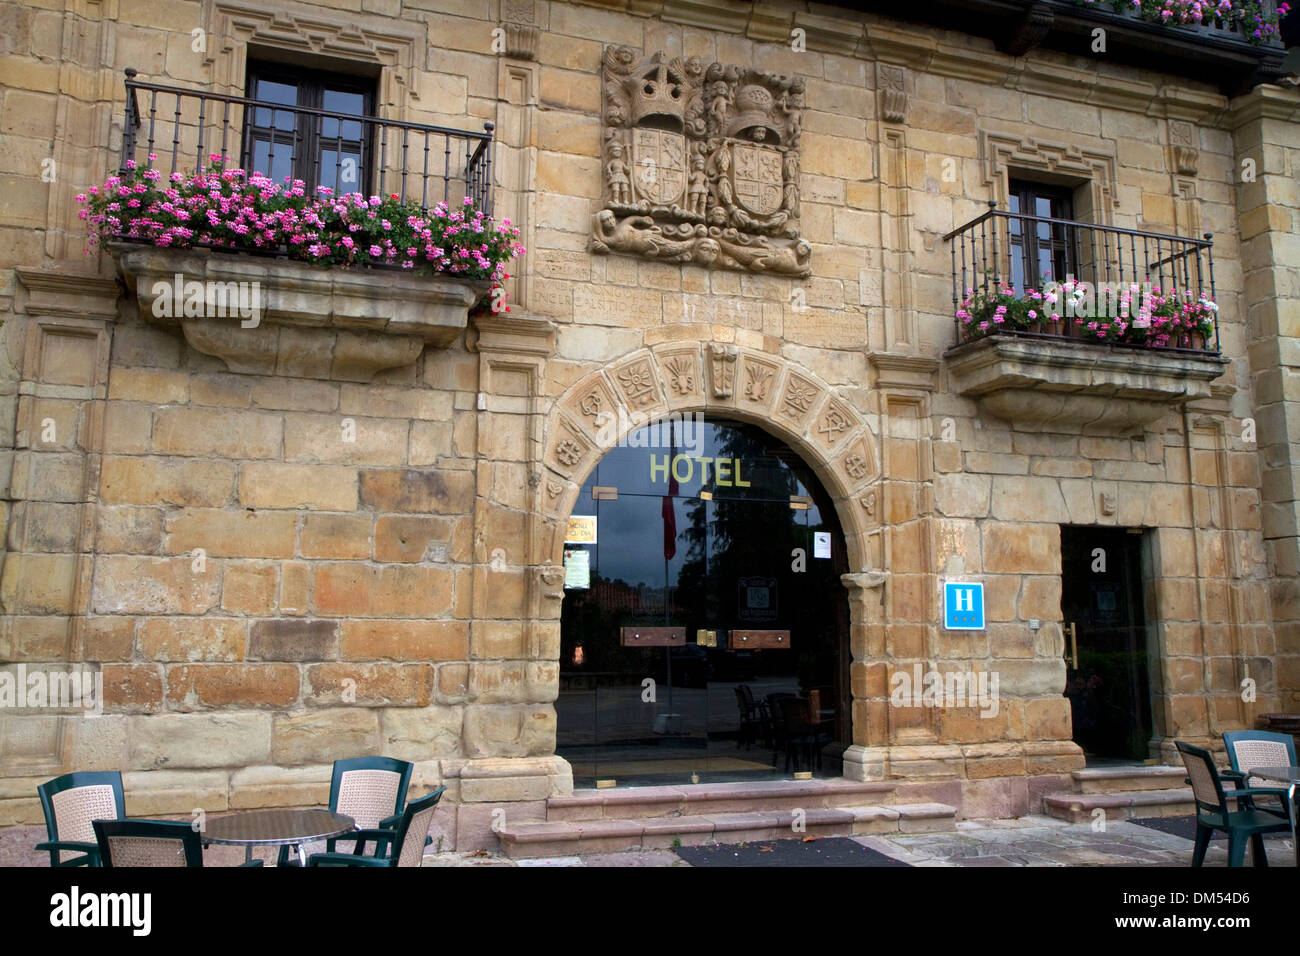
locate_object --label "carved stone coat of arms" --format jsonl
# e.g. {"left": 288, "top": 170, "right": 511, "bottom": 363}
{"left": 591, "top": 47, "right": 811, "bottom": 277}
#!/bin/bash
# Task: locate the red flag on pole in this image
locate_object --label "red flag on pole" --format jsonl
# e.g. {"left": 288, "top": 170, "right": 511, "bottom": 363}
{"left": 662, "top": 439, "right": 677, "bottom": 560}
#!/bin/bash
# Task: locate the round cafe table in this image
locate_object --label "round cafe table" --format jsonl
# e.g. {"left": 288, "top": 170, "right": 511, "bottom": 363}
{"left": 202, "top": 809, "right": 356, "bottom": 867}
{"left": 1248, "top": 765, "right": 1299, "bottom": 867}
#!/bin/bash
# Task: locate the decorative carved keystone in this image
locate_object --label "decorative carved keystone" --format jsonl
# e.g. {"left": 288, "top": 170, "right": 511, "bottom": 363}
{"left": 878, "top": 65, "right": 907, "bottom": 124}
{"left": 999, "top": 2, "right": 1054, "bottom": 57}
{"left": 709, "top": 344, "right": 738, "bottom": 398}
{"left": 1169, "top": 121, "right": 1199, "bottom": 177}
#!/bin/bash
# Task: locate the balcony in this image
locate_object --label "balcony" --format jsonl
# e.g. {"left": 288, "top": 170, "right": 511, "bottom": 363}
{"left": 105, "top": 71, "right": 501, "bottom": 380}
{"left": 943, "top": 204, "right": 1228, "bottom": 431}
{"left": 850, "top": 0, "right": 1288, "bottom": 94}
{"left": 119, "top": 69, "right": 494, "bottom": 213}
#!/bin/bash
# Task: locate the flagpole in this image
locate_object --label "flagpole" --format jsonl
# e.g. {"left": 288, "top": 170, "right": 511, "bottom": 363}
{"left": 665, "top": 552, "right": 673, "bottom": 715}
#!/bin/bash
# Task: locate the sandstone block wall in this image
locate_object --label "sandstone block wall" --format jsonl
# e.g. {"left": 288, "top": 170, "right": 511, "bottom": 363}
{"left": 0, "top": 0, "right": 1296, "bottom": 838}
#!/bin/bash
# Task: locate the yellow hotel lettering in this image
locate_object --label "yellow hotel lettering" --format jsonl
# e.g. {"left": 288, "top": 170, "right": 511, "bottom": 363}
{"left": 650, "top": 455, "right": 750, "bottom": 488}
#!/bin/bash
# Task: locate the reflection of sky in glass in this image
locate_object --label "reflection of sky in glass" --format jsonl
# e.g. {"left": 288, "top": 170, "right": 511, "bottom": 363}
{"left": 573, "top": 419, "right": 827, "bottom": 589}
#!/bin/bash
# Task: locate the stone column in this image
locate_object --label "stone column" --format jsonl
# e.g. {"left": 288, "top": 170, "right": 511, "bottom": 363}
{"left": 1, "top": 270, "right": 120, "bottom": 776}
{"left": 1231, "top": 86, "right": 1300, "bottom": 714}
{"left": 841, "top": 570, "right": 887, "bottom": 781}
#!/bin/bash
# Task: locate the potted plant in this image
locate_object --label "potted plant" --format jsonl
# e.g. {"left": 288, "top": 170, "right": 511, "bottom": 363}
{"left": 79, "top": 155, "right": 524, "bottom": 282}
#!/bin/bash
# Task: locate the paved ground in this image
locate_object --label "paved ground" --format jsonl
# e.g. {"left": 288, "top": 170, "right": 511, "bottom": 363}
{"left": 8, "top": 814, "right": 1290, "bottom": 867}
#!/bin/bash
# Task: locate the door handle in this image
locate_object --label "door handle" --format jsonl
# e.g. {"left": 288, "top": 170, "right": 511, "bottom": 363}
{"left": 1066, "top": 622, "right": 1078, "bottom": 669}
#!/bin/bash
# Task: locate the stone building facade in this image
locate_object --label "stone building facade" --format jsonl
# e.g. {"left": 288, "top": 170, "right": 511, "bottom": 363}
{"left": 0, "top": 0, "right": 1297, "bottom": 848}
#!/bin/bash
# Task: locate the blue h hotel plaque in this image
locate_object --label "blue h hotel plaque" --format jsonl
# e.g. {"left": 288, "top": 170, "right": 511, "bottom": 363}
{"left": 943, "top": 582, "right": 985, "bottom": 631}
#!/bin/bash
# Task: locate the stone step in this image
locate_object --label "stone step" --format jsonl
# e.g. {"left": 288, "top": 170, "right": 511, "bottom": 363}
{"left": 498, "top": 801, "right": 956, "bottom": 859}
{"left": 1044, "top": 788, "right": 1195, "bottom": 823}
{"left": 546, "top": 778, "right": 898, "bottom": 822}
{"left": 1072, "top": 765, "right": 1188, "bottom": 794}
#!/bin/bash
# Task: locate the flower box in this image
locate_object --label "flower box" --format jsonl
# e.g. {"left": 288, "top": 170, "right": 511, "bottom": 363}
{"left": 115, "top": 244, "right": 489, "bottom": 380}
{"left": 945, "top": 334, "right": 1228, "bottom": 430}
{"left": 84, "top": 157, "right": 523, "bottom": 379}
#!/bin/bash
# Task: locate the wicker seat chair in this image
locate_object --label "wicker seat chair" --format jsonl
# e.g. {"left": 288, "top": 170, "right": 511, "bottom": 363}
{"left": 306, "top": 787, "right": 446, "bottom": 868}
{"left": 1222, "top": 730, "right": 1296, "bottom": 811}
{"left": 93, "top": 819, "right": 263, "bottom": 867}
{"left": 278, "top": 755, "right": 414, "bottom": 866}
{"left": 35, "top": 771, "right": 126, "bottom": 867}
{"left": 1175, "top": 740, "right": 1290, "bottom": 867}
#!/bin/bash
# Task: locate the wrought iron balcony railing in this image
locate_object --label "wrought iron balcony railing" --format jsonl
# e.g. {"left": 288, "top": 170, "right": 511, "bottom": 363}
{"left": 847, "top": 0, "right": 1288, "bottom": 93}
{"left": 1062, "top": 0, "right": 1287, "bottom": 49}
{"left": 119, "top": 69, "right": 494, "bottom": 214}
{"left": 945, "top": 202, "right": 1220, "bottom": 352}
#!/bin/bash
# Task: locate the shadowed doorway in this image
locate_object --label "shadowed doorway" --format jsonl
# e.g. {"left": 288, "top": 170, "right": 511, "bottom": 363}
{"left": 1060, "top": 526, "right": 1154, "bottom": 762}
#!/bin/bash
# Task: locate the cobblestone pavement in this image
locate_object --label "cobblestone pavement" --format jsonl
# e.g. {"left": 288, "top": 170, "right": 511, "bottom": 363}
{"left": 3, "top": 815, "right": 1293, "bottom": 867}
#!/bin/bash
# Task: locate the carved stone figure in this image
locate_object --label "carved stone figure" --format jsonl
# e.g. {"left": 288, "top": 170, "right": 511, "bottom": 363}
{"left": 591, "top": 46, "right": 810, "bottom": 276}
{"left": 687, "top": 156, "right": 708, "bottom": 217}
{"left": 591, "top": 210, "right": 698, "bottom": 263}
{"left": 606, "top": 142, "right": 631, "bottom": 205}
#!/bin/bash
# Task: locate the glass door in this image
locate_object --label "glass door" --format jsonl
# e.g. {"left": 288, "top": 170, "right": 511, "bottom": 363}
{"left": 558, "top": 418, "right": 850, "bottom": 788}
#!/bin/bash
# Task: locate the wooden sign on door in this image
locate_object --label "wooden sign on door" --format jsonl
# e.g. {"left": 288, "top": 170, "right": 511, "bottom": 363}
{"left": 620, "top": 626, "right": 686, "bottom": 647}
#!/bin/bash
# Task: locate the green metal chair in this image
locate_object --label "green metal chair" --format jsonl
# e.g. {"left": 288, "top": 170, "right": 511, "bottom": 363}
{"left": 94, "top": 819, "right": 263, "bottom": 867}
{"left": 1175, "top": 740, "right": 1290, "bottom": 867}
{"left": 35, "top": 771, "right": 126, "bottom": 867}
{"left": 277, "top": 755, "right": 414, "bottom": 866}
{"left": 1222, "top": 729, "right": 1295, "bottom": 815}
{"left": 306, "top": 787, "right": 446, "bottom": 868}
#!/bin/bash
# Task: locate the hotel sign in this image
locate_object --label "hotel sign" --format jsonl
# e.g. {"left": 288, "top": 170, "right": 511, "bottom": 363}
{"left": 650, "top": 454, "right": 751, "bottom": 488}
{"left": 943, "top": 581, "right": 985, "bottom": 631}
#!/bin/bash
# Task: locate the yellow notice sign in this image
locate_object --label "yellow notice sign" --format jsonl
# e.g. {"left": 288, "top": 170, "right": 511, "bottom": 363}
{"left": 565, "top": 515, "right": 597, "bottom": 544}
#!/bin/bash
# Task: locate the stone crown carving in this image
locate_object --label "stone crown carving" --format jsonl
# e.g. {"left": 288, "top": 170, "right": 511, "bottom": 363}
{"left": 591, "top": 46, "right": 811, "bottom": 277}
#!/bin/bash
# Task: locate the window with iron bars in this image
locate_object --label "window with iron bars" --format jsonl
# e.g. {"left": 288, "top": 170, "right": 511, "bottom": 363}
{"left": 1007, "top": 179, "right": 1078, "bottom": 292}
{"left": 242, "top": 61, "right": 377, "bottom": 197}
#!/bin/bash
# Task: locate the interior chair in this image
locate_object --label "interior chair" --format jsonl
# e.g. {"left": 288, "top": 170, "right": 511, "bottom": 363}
{"left": 35, "top": 771, "right": 126, "bottom": 867}
{"left": 778, "top": 696, "right": 831, "bottom": 774}
{"left": 306, "top": 787, "right": 446, "bottom": 868}
{"left": 278, "top": 755, "right": 414, "bottom": 866}
{"left": 765, "top": 692, "right": 796, "bottom": 768}
{"left": 734, "top": 685, "right": 766, "bottom": 750}
{"left": 1175, "top": 740, "right": 1290, "bottom": 867}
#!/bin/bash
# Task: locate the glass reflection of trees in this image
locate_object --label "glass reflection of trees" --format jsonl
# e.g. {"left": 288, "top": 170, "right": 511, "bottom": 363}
{"left": 560, "top": 420, "right": 847, "bottom": 697}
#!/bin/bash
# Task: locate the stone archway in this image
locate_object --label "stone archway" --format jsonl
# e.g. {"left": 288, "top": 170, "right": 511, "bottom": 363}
{"left": 531, "top": 341, "right": 888, "bottom": 780}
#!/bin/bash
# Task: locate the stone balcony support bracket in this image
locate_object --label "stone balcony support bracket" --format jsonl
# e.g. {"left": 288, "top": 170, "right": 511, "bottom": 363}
{"left": 113, "top": 245, "right": 490, "bottom": 382}
{"left": 945, "top": 336, "right": 1229, "bottom": 431}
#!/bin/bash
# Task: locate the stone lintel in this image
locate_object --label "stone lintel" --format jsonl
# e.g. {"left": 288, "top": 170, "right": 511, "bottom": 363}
{"left": 16, "top": 268, "right": 121, "bottom": 322}
{"left": 869, "top": 352, "right": 940, "bottom": 392}
{"left": 470, "top": 314, "right": 557, "bottom": 357}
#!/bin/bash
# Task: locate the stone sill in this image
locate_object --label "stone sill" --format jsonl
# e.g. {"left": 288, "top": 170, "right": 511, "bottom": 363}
{"left": 944, "top": 334, "right": 1228, "bottom": 430}
{"left": 112, "top": 244, "right": 489, "bottom": 381}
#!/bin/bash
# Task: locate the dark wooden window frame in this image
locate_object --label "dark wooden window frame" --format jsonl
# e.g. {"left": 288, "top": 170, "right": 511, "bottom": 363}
{"left": 1007, "top": 178, "right": 1080, "bottom": 293}
{"left": 242, "top": 60, "right": 377, "bottom": 196}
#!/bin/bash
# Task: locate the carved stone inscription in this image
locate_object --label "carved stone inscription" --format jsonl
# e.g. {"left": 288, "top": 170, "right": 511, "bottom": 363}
{"left": 591, "top": 47, "right": 811, "bottom": 277}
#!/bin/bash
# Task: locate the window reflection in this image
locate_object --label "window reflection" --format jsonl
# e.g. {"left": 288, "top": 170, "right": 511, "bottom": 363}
{"left": 244, "top": 63, "right": 374, "bottom": 195}
{"left": 557, "top": 419, "right": 849, "bottom": 788}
